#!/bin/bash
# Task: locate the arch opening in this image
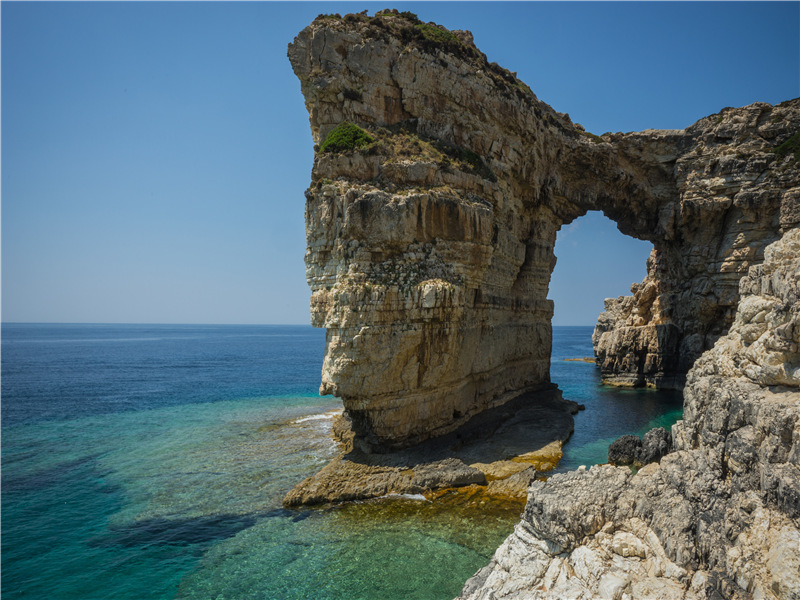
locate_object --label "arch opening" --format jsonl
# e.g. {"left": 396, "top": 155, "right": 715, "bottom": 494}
{"left": 549, "top": 211, "right": 652, "bottom": 329}
{"left": 547, "top": 211, "right": 687, "bottom": 471}
{"left": 547, "top": 209, "right": 686, "bottom": 390}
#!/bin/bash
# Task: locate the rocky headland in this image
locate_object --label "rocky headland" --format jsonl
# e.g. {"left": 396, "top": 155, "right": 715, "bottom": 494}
{"left": 286, "top": 9, "right": 799, "bottom": 598}
{"left": 457, "top": 226, "right": 800, "bottom": 600}
{"left": 288, "top": 10, "right": 798, "bottom": 451}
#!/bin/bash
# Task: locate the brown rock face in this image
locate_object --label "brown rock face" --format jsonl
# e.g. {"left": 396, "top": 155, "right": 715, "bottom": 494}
{"left": 284, "top": 387, "right": 579, "bottom": 507}
{"left": 288, "top": 11, "right": 799, "bottom": 450}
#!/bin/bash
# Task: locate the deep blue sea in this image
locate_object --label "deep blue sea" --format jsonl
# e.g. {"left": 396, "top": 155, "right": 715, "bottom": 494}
{"left": 2, "top": 324, "right": 682, "bottom": 600}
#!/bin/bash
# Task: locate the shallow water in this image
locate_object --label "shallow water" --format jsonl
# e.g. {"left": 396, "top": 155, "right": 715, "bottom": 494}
{"left": 2, "top": 324, "right": 682, "bottom": 600}
{"left": 551, "top": 327, "right": 684, "bottom": 472}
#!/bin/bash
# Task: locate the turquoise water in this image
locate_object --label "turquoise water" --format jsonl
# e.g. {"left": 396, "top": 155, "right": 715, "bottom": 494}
{"left": 550, "top": 327, "right": 684, "bottom": 472}
{"left": 2, "top": 324, "right": 682, "bottom": 599}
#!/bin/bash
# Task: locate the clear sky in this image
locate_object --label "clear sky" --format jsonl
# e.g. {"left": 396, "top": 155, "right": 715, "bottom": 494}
{"left": 2, "top": 2, "right": 798, "bottom": 325}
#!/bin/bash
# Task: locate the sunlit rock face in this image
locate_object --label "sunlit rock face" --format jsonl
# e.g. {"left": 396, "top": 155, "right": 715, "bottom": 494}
{"left": 457, "top": 228, "right": 800, "bottom": 600}
{"left": 288, "top": 10, "right": 799, "bottom": 450}
{"left": 594, "top": 103, "right": 800, "bottom": 388}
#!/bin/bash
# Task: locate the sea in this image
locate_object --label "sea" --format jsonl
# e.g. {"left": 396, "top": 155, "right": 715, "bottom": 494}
{"left": 1, "top": 324, "right": 683, "bottom": 600}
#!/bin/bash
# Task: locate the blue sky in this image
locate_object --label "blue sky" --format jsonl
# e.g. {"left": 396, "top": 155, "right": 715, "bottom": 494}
{"left": 2, "top": 2, "right": 798, "bottom": 325}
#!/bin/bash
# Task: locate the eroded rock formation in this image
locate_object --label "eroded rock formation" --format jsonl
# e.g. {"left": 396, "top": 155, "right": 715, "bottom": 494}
{"left": 288, "top": 11, "right": 799, "bottom": 451}
{"left": 284, "top": 388, "right": 579, "bottom": 507}
{"left": 457, "top": 227, "right": 800, "bottom": 600}
{"left": 287, "top": 10, "right": 800, "bottom": 598}
{"left": 594, "top": 106, "right": 800, "bottom": 388}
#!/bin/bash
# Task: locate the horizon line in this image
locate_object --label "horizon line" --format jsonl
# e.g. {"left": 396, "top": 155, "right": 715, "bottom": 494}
{"left": 1, "top": 321, "right": 599, "bottom": 327}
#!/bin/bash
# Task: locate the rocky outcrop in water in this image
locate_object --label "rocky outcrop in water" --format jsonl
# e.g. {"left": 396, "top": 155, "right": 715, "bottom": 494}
{"left": 608, "top": 427, "right": 672, "bottom": 468}
{"left": 284, "top": 387, "right": 578, "bottom": 507}
{"left": 457, "top": 228, "right": 800, "bottom": 600}
{"left": 289, "top": 10, "right": 799, "bottom": 451}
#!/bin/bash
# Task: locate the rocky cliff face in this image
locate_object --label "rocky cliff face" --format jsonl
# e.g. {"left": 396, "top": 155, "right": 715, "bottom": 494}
{"left": 288, "top": 10, "right": 799, "bottom": 450}
{"left": 594, "top": 104, "right": 800, "bottom": 388}
{"left": 457, "top": 228, "right": 800, "bottom": 600}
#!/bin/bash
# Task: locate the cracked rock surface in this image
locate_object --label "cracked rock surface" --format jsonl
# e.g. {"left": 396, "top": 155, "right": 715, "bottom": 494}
{"left": 457, "top": 229, "right": 800, "bottom": 600}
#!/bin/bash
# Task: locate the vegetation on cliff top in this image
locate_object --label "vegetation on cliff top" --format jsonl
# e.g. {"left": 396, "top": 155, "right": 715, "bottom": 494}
{"left": 580, "top": 131, "right": 605, "bottom": 144}
{"left": 366, "top": 9, "right": 472, "bottom": 59}
{"left": 310, "top": 10, "right": 587, "bottom": 138}
{"left": 372, "top": 121, "right": 497, "bottom": 182}
{"left": 315, "top": 120, "right": 497, "bottom": 183}
{"left": 432, "top": 140, "right": 497, "bottom": 181}
{"left": 410, "top": 23, "right": 463, "bottom": 53}
{"left": 319, "top": 122, "right": 374, "bottom": 154}
{"left": 339, "top": 9, "right": 537, "bottom": 107}
{"left": 374, "top": 9, "right": 419, "bottom": 22}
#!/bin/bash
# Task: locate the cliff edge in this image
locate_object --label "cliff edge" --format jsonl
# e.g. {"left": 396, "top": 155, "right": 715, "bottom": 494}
{"left": 288, "top": 10, "right": 798, "bottom": 450}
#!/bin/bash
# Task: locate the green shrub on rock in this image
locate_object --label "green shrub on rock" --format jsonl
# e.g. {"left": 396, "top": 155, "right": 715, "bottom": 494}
{"left": 374, "top": 9, "right": 420, "bottom": 22}
{"left": 414, "top": 23, "right": 460, "bottom": 46}
{"left": 319, "top": 122, "right": 374, "bottom": 154}
{"left": 773, "top": 132, "right": 800, "bottom": 161}
{"left": 398, "top": 11, "right": 420, "bottom": 22}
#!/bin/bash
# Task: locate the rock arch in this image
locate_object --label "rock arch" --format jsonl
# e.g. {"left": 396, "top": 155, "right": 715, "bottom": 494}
{"left": 288, "top": 12, "right": 799, "bottom": 451}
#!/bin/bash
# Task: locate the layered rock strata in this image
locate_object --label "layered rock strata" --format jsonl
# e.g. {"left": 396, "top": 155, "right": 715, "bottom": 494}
{"left": 289, "top": 10, "right": 799, "bottom": 450}
{"left": 593, "top": 107, "right": 800, "bottom": 388}
{"left": 457, "top": 228, "right": 800, "bottom": 600}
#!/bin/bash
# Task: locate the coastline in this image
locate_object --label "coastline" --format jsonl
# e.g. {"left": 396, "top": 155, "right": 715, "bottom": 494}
{"left": 284, "top": 386, "right": 581, "bottom": 507}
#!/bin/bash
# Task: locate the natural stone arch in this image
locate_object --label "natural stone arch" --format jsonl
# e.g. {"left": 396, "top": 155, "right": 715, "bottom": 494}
{"left": 288, "top": 12, "right": 799, "bottom": 451}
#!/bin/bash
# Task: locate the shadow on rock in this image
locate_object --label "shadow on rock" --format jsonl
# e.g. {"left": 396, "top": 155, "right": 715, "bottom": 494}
{"left": 284, "top": 387, "right": 581, "bottom": 507}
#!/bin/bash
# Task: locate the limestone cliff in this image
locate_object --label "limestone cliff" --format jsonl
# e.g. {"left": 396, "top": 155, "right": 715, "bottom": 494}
{"left": 594, "top": 104, "right": 800, "bottom": 388}
{"left": 288, "top": 10, "right": 799, "bottom": 450}
{"left": 457, "top": 227, "right": 800, "bottom": 600}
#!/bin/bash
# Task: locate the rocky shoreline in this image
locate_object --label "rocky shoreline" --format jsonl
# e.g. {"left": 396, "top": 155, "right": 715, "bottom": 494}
{"left": 457, "top": 229, "right": 800, "bottom": 600}
{"left": 285, "top": 386, "right": 580, "bottom": 506}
